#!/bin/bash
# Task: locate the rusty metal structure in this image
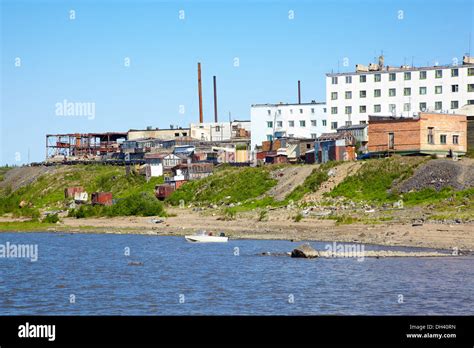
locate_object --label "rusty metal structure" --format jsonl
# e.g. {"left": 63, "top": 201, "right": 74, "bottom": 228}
{"left": 198, "top": 62, "right": 203, "bottom": 123}
{"left": 213, "top": 75, "right": 218, "bottom": 123}
{"left": 45, "top": 132, "right": 127, "bottom": 160}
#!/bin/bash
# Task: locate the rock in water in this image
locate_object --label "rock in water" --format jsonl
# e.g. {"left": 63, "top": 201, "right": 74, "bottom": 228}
{"left": 291, "top": 243, "right": 319, "bottom": 258}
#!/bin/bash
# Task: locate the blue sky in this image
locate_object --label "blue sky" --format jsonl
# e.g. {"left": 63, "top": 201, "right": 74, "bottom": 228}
{"left": 1, "top": 0, "right": 473, "bottom": 165}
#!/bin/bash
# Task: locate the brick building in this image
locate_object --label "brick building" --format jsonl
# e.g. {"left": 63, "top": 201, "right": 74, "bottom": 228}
{"left": 368, "top": 112, "right": 467, "bottom": 156}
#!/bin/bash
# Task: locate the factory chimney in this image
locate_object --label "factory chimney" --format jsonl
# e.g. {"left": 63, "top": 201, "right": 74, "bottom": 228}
{"left": 298, "top": 80, "right": 301, "bottom": 104}
{"left": 198, "top": 62, "right": 203, "bottom": 123}
{"left": 213, "top": 76, "right": 218, "bottom": 123}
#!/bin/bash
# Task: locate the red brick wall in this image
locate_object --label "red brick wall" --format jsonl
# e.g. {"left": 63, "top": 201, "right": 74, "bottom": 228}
{"left": 368, "top": 120, "right": 420, "bottom": 153}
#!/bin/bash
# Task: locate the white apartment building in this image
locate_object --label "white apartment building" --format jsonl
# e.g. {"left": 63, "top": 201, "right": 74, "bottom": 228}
{"left": 190, "top": 120, "right": 251, "bottom": 141}
{"left": 250, "top": 102, "right": 327, "bottom": 149}
{"left": 325, "top": 56, "right": 474, "bottom": 127}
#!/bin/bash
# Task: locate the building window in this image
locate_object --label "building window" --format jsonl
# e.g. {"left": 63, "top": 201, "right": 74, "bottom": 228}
{"left": 427, "top": 127, "right": 434, "bottom": 144}
{"left": 331, "top": 122, "right": 338, "bottom": 130}
{"left": 331, "top": 92, "right": 338, "bottom": 100}
{"left": 419, "top": 102, "right": 427, "bottom": 111}
{"left": 374, "top": 74, "right": 381, "bottom": 82}
{"left": 311, "top": 108, "right": 315, "bottom": 114}
{"left": 346, "top": 76, "right": 352, "bottom": 84}
{"left": 374, "top": 104, "right": 381, "bottom": 113}
{"left": 215, "top": 125, "right": 221, "bottom": 132}
{"left": 345, "top": 91, "right": 352, "bottom": 99}
{"left": 419, "top": 87, "right": 427, "bottom": 95}
{"left": 419, "top": 71, "right": 427, "bottom": 79}
{"left": 322, "top": 120, "right": 327, "bottom": 126}
{"left": 360, "top": 120, "right": 367, "bottom": 124}
{"left": 267, "top": 135, "right": 273, "bottom": 141}
{"left": 267, "top": 121, "right": 273, "bottom": 128}
{"left": 345, "top": 106, "right": 352, "bottom": 114}
{"left": 404, "top": 72, "right": 411, "bottom": 80}
{"left": 440, "top": 134, "right": 447, "bottom": 144}
{"left": 453, "top": 135, "right": 459, "bottom": 144}
{"left": 388, "top": 132, "right": 395, "bottom": 150}
{"left": 331, "top": 107, "right": 338, "bottom": 114}
{"left": 389, "top": 104, "right": 396, "bottom": 113}
{"left": 360, "top": 75, "right": 366, "bottom": 83}
{"left": 435, "top": 86, "right": 442, "bottom": 94}
{"left": 404, "top": 87, "right": 411, "bottom": 96}
{"left": 359, "top": 105, "right": 366, "bottom": 113}
{"left": 288, "top": 134, "right": 294, "bottom": 138}
{"left": 299, "top": 120, "right": 306, "bottom": 127}
{"left": 451, "top": 101, "right": 459, "bottom": 109}
{"left": 452, "top": 84, "right": 459, "bottom": 92}
{"left": 389, "top": 88, "right": 396, "bottom": 97}
{"left": 468, "top": 68, "right": 474, "bottom": 76}
{"left": 469, "top": 100, "right": 474, "bottom": 105}
{"left": 374, "top": 89, "right": 381, "bottom": 97}
{"left": 389, "top": 73, "right": 396, "bottom": 81}
{"left": 267, "top": 110, "right": 271, "bottom": 115}
{"left": 435, "top": 101, "right": 442, "bottom": 110}
{"left": 451, "top": 68, "right": 459, "bottom": 77}
{"left": 468, "top": 84, "right": 474, "bottom": 92}
{"left": 290, "top": 109, "right": 293, "bottom": 114}
{"left": 360, "top": 90, "right": 367, "bottom": 98}
{"left": 289, "top": 121, "right": 294, "bottom": 127}
{"left": 311, "top": 120, "right": 317, "bottom": 126}
{"left": 404, "top": 103, "right": 411, "bottom": 112}
{"left": 277, "top": 121, "right": 283, "bottom": 127}
{"left": 435, "top": 69, "right": 443, "bottom": 78}
{"left": 311, "top": 133, "right": 317, "bottom": 139}
{"left": 278, "top": 109, "right": 282, "bottom": 115}
{"left": 345, "top": 121, "right": 352, "bottom": 126}
{"left": 332, "top": 76, "right": 338, "bottom": 84}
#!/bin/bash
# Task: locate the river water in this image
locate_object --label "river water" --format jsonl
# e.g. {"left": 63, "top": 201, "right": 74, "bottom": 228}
{"left": 0, "top": 232, "right": 472, "bottom": 315}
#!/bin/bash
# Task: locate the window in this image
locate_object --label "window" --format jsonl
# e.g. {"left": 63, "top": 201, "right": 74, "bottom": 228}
{"left": 451, "top": 68, "right": 459, "bottom": 77}
{"left": 360, "top": 120, "right": 367, "bottom": 124}
{"left": 453, "top": 135, "right": 459, "bottom": 144}
{"left": 331, "top": 92, "right": 338, "bottom": 100}
{"left": 278, "top": 109, "right": 282, "bottom": 115}
{"left": 267, "top": 135, "right": 273, "bottom": 141}
{"left": 440, "top": 134, "right": 447, "bottom": 144}
{"left": 374, "top": 104, "right": 381, "bottom": 113}
{"left": 276, "top": 121, "right": 283, "bottom": 127}
{"left": 451, "top": 101, "right": 459, "bottom": 109}
{"left": 389, "top": 88, "right": 396, "bottom": 97}
{"left": 360, "top": 75, "right": 366, "bottom": 83}
{"left": 374, "top": 89, "right": 381, "bottom": 97}
{"left": 452, "top": 85, "right": 459, "bottom": 92}
{"left": 404, "top": 88, "right": 411, "bottom": 96}
{"left": 435, "top": 86, "right": 442, "bottom": 94}
{"left": 388, "top": 133, "right": 395, "bottom": 150}
{"left": 469, "top": 68, "right": 474, "bottom": 76}
{"left": 311, "top": 108, "right": 315, "bottom": 114}
{"left": 288, "top": 134, "right": 294, "bottom": 138}
{"left": 404, "top": 103, "right": 411, "bottom": 112}
{"left": 428, "top": 128, "right": 434, "bottom": 144}
{"left": 331, "top": 107, "right": 338, "bottom": 114}
{"left": 389, "top": 73, "right": 396, "bottom": 81}
{"left": 345, "top": 106, "right": 352, "bottom": 114}
{"left": 174, "top": 133, "right": 179, "bottom": 137}
{"left": 468, "top": 84, "right": 474, "bottom": 92}
{"left": 332, "top": 76, "right": 338, "bottom": 84}
{"left": 360, "top": 90, "right": 367, "bottom": 98}
{"left": 311, "top": 133, "right": 317, "bottom": 139}
{"left": 345, "top": 91, "right": 352, "bottom": 99}
{"left": 389, "top": 104, "right": 396, "bottom": 113}
{"left": 469, "top": 100, "right": 474, "bottom": 105}
{"left": 359, "top": 105, "right": 366, "bottom": 113}
{"left": 419, "top": 87, "right": 427, "bottom": 95}
{"left": 435, "top": 69, "right": 443, "bottom": 78}
{"left": 311, "top": 120, "right": 317, "bottom": 126}
{"left": 290, "top": 109, "right": 293, "bottom": 114}
{"left": 323, "top": 108, "right": 327, "bottom": 113}
{"left": 267, "top": 121, "right": 273, "bottom": 128}
{"left": 288, "top": 120, "right": 295, "bottom": 127}
{"left": 404, "top": 72, "right": 411, "bottom": 80}
{"left": 215, "top": 126, "right": 221, "bottom": 132}
{"left": 331, "top": 122, "right": 338, "bottom": 130}
{"left": 419, "top": 102, "right": 427, "bottom": 111}
{"left": 346, "top": 76, "right": 352, "bottom": 84}
{"left": 299, "top": 109, "right": 303, "bottom": 114}
{"left": 419, "top": 71, "right": 427, "bottom": 79}
{"left": 322, "top": 120, "right": 327, "bottom": 126}
{"left": 374, "top": 74, "right": 381, "bottom": 82}
{"left": 267, "top": 110, "right": 271, "bottom": 115}
{"left": 435, "top": 101, "right": 442, "bottom": 110}
{"left": 345, "top": 121, "right": 352, "bottom": 126}
{"left": 299, "top": 120, "right": 306, "bottom": 127}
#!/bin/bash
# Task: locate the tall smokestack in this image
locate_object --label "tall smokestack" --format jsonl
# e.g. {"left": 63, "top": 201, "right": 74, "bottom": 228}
{"left": 298, "top": 80, "right": 301, "bottom": 104}
{"left": 213, "top": 75, "right": 218, "bottom": 123}
{"left": 198, "top": 62, "right": 203, "bottom": 123}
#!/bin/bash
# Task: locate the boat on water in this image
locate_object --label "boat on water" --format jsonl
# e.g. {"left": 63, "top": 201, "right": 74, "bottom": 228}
{"left": 185, "top": 231, "right": 228, "bottom": 243}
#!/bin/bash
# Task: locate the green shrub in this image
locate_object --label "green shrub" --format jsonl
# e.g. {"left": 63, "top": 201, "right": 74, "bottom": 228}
{"left": 43, "top": 213, "right": 60, "bottom": 223}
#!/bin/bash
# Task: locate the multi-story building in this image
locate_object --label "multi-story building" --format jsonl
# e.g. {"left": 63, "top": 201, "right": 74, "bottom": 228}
{"left": 326, "top": 55, "right": 474, "bottom": 127}
{"left": 250, "top": 102, "right": 327, "bottom": 149}
{"left": 190, "top": 120, "right": 251, "bottom": 141}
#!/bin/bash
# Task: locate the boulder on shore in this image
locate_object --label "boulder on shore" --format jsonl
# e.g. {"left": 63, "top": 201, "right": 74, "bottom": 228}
{"left": 291, "top": 243, "right": 319, "bottom": 258}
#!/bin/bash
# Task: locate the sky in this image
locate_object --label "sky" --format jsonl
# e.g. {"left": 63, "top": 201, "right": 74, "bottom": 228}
{"left": 1, "top": 0, "right": 473, "bottom": 165}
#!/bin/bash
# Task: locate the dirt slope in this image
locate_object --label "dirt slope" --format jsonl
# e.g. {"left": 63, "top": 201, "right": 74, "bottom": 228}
{"left": 0, "top": 166, "right": 55, "bottom": 192}
{"left": 266, "top": 165, "right": 317, "bottom": 201}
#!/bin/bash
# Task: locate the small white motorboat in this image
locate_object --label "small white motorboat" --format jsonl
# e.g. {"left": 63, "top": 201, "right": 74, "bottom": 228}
{"left": 185, "top": 231, "right": 228, "bottom": 243}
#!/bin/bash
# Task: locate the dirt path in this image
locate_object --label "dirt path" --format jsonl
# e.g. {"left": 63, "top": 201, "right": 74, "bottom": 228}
{"left": 266, "top": 165, "right": 316, "bottom": 201}
{"left": 304, "top": 161, "right": 362, "bottom": 202}
{"left": 0, "top": 166, "right": 54, "bottom": 192}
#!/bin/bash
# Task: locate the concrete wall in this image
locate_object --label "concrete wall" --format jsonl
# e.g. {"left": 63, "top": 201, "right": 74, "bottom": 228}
{"left": 419, "top": 113, "right": 467, "bottom": 155}
{"left": 128, "top": 129, "right": 190, "bottom": 140}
